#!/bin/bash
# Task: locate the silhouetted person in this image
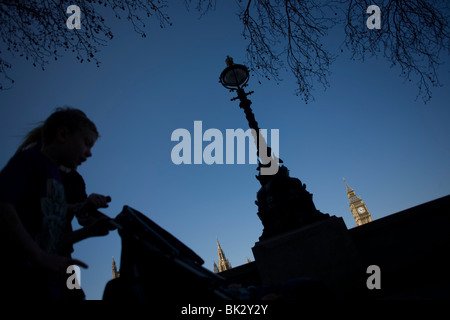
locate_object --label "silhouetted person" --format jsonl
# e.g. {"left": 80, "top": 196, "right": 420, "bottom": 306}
{"left": 0, "top": 107, "right": 101, "bottom": 300}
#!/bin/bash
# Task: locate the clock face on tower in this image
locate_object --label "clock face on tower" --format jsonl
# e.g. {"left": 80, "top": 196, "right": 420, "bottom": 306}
{"left": 357, "top": 206, "right": 366, "bottom": 214}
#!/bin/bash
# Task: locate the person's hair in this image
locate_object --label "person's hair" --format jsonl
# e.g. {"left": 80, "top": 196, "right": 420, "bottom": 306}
{"left": 16, "top": 124, "right": 44, "bottom": 154}
{"left": 16, "top": 107, "right": 98, "bottom": 154}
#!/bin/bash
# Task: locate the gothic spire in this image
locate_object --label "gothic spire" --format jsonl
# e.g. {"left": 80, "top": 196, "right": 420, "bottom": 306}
{"left": 343, "top": 177, "right": 353, "bottom": 193}
{"left": 112, "top": 256, "right": 120, "bottom": 279}
{"left": 343, "top": 178, "right": 361, "bottom": 205}
{"left": 213, "top": 262, "right": 219, "bottom": 273}
{"left": 215, "top": 238, "right": 232, "bottom": 272}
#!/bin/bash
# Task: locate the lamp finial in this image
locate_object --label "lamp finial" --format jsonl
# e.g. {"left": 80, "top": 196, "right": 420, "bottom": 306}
{"left": 225, "top": 56, "right": 234, "bottom": 66}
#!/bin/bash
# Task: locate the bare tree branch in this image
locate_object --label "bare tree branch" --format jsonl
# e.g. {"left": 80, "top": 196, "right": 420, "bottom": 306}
{"left": 344, "top": 0, "right": 450, "bottom": 102}
{"left": 1, "top": 0, "right": 449, "bottom": 102}
{"left": 184, "top": 0, "right": 216, "bottom": 18}
{"left": 0, "top": 0, "right": 172, "bottom": 89}
{"left": 236, "top": 0, "right": 341, "bottom": 103}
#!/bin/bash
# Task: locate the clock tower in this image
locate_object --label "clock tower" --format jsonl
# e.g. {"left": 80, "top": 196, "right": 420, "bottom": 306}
{"left": 343, "top": 178, "right": 372, "bottom": 226}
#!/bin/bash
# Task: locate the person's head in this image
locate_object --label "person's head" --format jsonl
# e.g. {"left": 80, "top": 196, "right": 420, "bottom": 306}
{"left": 41, "top": 107, "right": 99, "bottom": 169}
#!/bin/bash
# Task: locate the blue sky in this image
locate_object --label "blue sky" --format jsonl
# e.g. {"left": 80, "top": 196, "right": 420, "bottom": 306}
{"left": 1, "top": 2, "right": 449, "bottom": 300}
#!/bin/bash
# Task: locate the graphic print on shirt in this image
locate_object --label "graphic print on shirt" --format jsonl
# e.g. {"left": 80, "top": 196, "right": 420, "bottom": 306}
{"left": 38, "top": 178, "right": 67, "bottom": 254}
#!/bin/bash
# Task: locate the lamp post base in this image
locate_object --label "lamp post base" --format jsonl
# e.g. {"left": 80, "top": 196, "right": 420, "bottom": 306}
{"left": 255, "top": 166, "right": 330, "bottom": 241}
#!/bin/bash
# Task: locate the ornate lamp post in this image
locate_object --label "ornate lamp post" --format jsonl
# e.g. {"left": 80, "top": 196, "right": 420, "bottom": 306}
{"left": 219, "top": 56, "right": 281, "bottom": 174}
{"left": 219, "top": 56, "right": 329, "bottom": 240}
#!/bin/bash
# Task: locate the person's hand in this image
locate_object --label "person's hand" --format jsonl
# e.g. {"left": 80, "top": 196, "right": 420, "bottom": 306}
{"left": 85, "top": 216, "right": 113, "bottom": 237}
{"left": 85, "top": 193, "right": 111, "bottom": 210}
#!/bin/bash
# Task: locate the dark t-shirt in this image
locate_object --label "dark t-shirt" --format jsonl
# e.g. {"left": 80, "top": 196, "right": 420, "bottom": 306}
{"left": 61, "top": 170, "right": 87, "bottom": 206}
{"left": 0, "top": 147, "right": 90, "bottom": 300}
{"left": 60, "top": 169, "right": 88, "bottom": 256}
{"left": 0, "top": 147, "right": 67, "bottom": 257}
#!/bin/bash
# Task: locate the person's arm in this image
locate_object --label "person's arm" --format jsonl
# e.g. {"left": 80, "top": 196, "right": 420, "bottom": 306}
{"left": 0, "top": 201, "right": 88, "bottom": 274}
{"left": 63, "top": 216, "right": 113, "bottom": 246}
{"left": 73, "top": 193, "right": 111, "bottom": 226}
